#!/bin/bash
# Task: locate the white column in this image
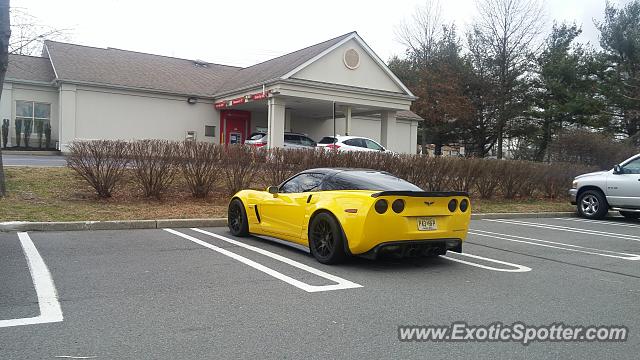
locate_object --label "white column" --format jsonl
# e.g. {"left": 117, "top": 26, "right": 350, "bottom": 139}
{"left": 284, "top": 108, "right": 292, "bottom": 132}
{"left": 380, "top": 110, "right": 397, "bottom": 151}
{"left": 267, "top": 97, "right": 286, "bottom": 148}
{"left": 58, "top": 83, "right": 77, "bottom": 152}
{"left": 1, "top": 83, "right": 12, "bottom": 147}
{"left": 344, "top": 105, "right": 352, "bottom": 136}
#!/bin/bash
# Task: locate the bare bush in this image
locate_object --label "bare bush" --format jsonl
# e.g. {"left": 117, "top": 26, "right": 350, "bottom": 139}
{"left": 474, "top": 160, "right": 503, "bottom": 199}
{"left": 448, "top": 157, "right": 486, "bottom": 193}
{"left": 179, "top": 141, "right": 223, "bottom": 198}
{"left": 220, "top": 145, "right": 261, "bottom": 195}
{"left": 537, "top": 163, "right": 594, "bottom": 199}
{"left": 66, "top": 140, "right": 130, "bottom": 198}
{"left": 129, "top": 140, "right": 179, "bottom": 198}
{"left": 549, "top": 129, "right": 638, "bottom": 170}
{"left": 259, "top": 148, "right": 308, "bottom": 187}
{"left": 518, "top": 162, "right": 544, "bottom": 198}
{"left": 495, "top": 160, "right": 536, "bottom": 199}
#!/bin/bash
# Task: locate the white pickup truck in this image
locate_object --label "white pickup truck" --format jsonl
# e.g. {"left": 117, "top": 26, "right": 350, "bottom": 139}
{"left": 569, "top": 153, "right": 640, "bottom": 219}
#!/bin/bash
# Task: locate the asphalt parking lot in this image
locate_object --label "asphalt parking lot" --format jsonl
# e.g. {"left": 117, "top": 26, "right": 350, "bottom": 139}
{"left": 1, "top": 217, "right": 639, "bottom": 359}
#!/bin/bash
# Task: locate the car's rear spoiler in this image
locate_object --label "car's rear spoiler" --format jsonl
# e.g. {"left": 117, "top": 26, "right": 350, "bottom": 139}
{"left": 371, "top": 191, "right": 469, "bottom": 198}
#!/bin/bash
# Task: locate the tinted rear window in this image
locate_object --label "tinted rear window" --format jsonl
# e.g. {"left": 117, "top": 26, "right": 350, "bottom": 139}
{"left": 319, "top": 137, "right": 336, "bottom": 144}
{"left": 324, "top": 171, "right": 423, "bottom": 191}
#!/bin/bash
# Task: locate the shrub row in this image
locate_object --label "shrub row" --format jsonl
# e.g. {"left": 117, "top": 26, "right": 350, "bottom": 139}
{"left": 67, "top": 140, "right": 595, "bottom": 200}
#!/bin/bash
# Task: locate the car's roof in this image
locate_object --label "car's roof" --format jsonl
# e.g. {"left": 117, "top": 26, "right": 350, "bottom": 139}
{"left": 299, "top": 168, "right": 385, "bottom": 175}
{"left": 252, "top": 132, "right": 311, "bottom": 136}
{"left": 333, "top": 135, "right": 377, "bottom": 142}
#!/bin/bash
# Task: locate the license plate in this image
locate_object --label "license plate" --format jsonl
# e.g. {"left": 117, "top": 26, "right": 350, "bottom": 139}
{"left": 417, "top": 217, "right": 437, "bottom": 231}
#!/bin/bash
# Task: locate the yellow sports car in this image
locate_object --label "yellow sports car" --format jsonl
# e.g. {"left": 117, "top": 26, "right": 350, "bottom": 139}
{"left": 228, "top": 168, "right": 471, "bottom": 264}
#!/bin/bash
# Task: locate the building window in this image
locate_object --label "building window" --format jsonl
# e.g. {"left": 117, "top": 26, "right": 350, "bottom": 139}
{"left": 204, "top": 125, "right": 216, "bottom": 137}
{"left": 15, "top": 100, "right": 51, "bottom": 134}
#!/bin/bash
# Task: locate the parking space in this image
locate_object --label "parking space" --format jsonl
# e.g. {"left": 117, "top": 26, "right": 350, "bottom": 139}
{"left": 1, "top": 217, "right": 639, "bottom": 359}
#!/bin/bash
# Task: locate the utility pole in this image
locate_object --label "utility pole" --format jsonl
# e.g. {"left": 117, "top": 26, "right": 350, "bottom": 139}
{"left": 0, "top": 0, "right": 10, "bottom": 197}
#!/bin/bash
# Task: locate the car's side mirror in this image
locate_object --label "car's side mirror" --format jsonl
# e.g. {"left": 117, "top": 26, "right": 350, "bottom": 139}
{"left": 613, "top": 165, "right": 623, "bottom": 174}
{"left": 267, "top": 186, "right": 279, "bottom": 195}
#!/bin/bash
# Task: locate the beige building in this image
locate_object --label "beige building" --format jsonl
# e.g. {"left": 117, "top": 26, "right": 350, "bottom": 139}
{"left": 1, "top": 32, "right": 422, "bottom": 153}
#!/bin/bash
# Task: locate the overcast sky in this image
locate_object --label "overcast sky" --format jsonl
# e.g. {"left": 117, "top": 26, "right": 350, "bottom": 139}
{"left": 12, "top": 0, "right": 629, "bottom": 67}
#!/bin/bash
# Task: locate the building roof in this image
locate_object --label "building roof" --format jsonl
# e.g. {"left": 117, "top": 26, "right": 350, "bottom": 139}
{"left": 397, "top": 110, "right": 423, "bottom": 121}
{"left": 6, "top": 54, "right": 56, "bottom": 83}
{"left": 44, "top": 41, "right": 241, "bottom": 97}
{"left": 5, "top": 35, "right": 423, "bottom": 121}
{"left": 214, "top": 32, "right": 354, "bottom": 95}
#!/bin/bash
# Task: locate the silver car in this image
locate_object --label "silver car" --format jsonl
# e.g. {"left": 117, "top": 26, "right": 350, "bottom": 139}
{"left": 570, "top": 153, "right": 640, "bottom": 219}
{"left": 244, "top": 132, "right": 317, "bottom": 149}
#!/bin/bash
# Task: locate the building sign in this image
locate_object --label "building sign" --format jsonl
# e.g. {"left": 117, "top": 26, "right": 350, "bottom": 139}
{"left": 251, "top": 92, "right": 268, "bottom": 101}
{"left": 214, "top": 90, "right": 270, "bottom": 110}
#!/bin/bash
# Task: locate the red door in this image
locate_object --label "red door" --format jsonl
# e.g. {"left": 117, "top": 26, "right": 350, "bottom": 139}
{"left": 220, "top": 110, "right": 251, "bottom": 145}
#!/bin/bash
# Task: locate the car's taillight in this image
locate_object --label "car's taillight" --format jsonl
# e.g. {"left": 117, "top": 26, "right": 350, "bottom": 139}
{"left": 253, "top": 143, "right": 267, "bottom": 147}
{"left": 375, "top": 199, "right": 388, "bottom": 214}
{"left": 326, "top": 144, "right": 341, "bottom": 150}
{"left": 392, "top": 199, "right": 405, "bottom": 213}
{"left": 459, "top": 199, "right": 469, "bottom": 212}
{"left": 448, "top": 199, "right": 458, "bottom": 212}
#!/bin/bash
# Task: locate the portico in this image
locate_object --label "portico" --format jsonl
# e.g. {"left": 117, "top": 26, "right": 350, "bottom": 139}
{"left": 212, "top": 32, "right": 418, "bottom": 152}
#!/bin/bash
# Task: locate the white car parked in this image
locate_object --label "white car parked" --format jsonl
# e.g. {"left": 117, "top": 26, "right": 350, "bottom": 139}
{"left": 569, "top": 153, "right": 640, "bottom": 219}
{"left": 316, "top": 135, "right": 389, "bottom": 152}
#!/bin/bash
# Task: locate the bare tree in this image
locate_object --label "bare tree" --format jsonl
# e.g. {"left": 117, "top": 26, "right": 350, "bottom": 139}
{"left": 472, "top": 0, "right": 545, "bottom": 158}
{"left": 9, "top": 8, "right": 69, "bottom": 55}
{"left": 0, "top": 0, "right": 9, "bottom": 197}
{"left": 395, "top": 0, "right": 444, "bottom": 67}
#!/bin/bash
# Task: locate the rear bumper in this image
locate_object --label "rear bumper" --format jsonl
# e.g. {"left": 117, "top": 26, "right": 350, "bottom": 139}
{"left": 569, "top": 189, "right": 577, "bottom": 205}
{"left": 358, "top": 238, "right": 462, "bottom": 260}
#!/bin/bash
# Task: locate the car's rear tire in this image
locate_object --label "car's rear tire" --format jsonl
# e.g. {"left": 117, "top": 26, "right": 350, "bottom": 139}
{"left": 228, "top": 199, "right": 249, "bottom": 237}
{"left": 619, "top": 211, "right": 640, "bottom": 220}
{"left": 577, "top": 190, "right": 608, "bottom": 220}
{"left": 308, "top": 213, "right": 347, "bottom": 264}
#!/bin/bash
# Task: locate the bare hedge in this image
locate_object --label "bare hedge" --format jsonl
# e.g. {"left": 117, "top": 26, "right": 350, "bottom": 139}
{"left": 66, "top": 140, "right": 130, "bottom": 198}
{"left": 179, "top": 141, "right": 222, "bottom": 198}
{"left": 67, "top": 140, "right": 596, "bottom": 200}
{"left": 129, "top": 140, "right": 179, "bottom": 198}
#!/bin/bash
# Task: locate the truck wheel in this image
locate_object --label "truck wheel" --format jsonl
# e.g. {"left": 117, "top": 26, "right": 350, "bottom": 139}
{"left": 619, "top": 211, "right": 640, "bottom": 220}
{"left": 577, "top": 190, "right": 608, "bottom": 220}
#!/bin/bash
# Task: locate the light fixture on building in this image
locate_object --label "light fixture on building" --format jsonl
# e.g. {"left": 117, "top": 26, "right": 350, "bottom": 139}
{"left": 187, "top": 97, "right": 198, "bottom": 104}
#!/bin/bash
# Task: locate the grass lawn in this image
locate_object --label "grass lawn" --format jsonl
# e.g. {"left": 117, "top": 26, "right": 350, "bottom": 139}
{"left": 0, "top": 167, "right": 227, "bottom": 222}
{"left": 0, "top": 167, "right": 574, "bottom": 222}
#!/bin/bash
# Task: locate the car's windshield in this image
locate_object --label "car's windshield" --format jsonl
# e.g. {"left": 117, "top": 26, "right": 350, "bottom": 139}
{"left": 324, "top": 171, "right": 423, "bottom": 191}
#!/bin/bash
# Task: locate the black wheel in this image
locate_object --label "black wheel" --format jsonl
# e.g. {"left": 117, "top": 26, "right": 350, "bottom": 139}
{"left": 308, "top": 213, "right": 347, "bottom": 264}
{"left": 228, "top": 199, "right": 249, "bottom": 237}
{"left": 577, "top": 190, "right": 608, "bottom": 220}
{"left": 619, "top": 211, "right": 640, "bottom": 220}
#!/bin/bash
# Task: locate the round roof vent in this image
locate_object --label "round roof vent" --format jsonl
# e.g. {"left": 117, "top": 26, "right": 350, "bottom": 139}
{"left": 343, "top": 48, "right": 360, "bottom": 70}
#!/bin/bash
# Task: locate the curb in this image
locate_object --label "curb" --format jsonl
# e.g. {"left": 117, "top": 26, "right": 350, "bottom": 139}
{"left": 0, "top": 212, "right": 581, "bottom": 232}
{"left": 0, "top": 218, "right": 228, "bottom": 232}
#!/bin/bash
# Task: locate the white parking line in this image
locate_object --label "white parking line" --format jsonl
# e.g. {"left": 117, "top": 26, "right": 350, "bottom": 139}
{"left": 557, "top": 218, "right": 640, "bottom": 229}
{"left": 164, "top": 228, "right": 362, "bottom": 293}
{"left": 484, "top": 219, "right": 640, "bottom": 242}
{"left": 469, "top": 229, "right": 640, "bottom": 260}
{"left": 441, "top": 252, "right": 532, "bottom": 272}
{"left": 0, "top": 232, "right": 63, "bottom": 328}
